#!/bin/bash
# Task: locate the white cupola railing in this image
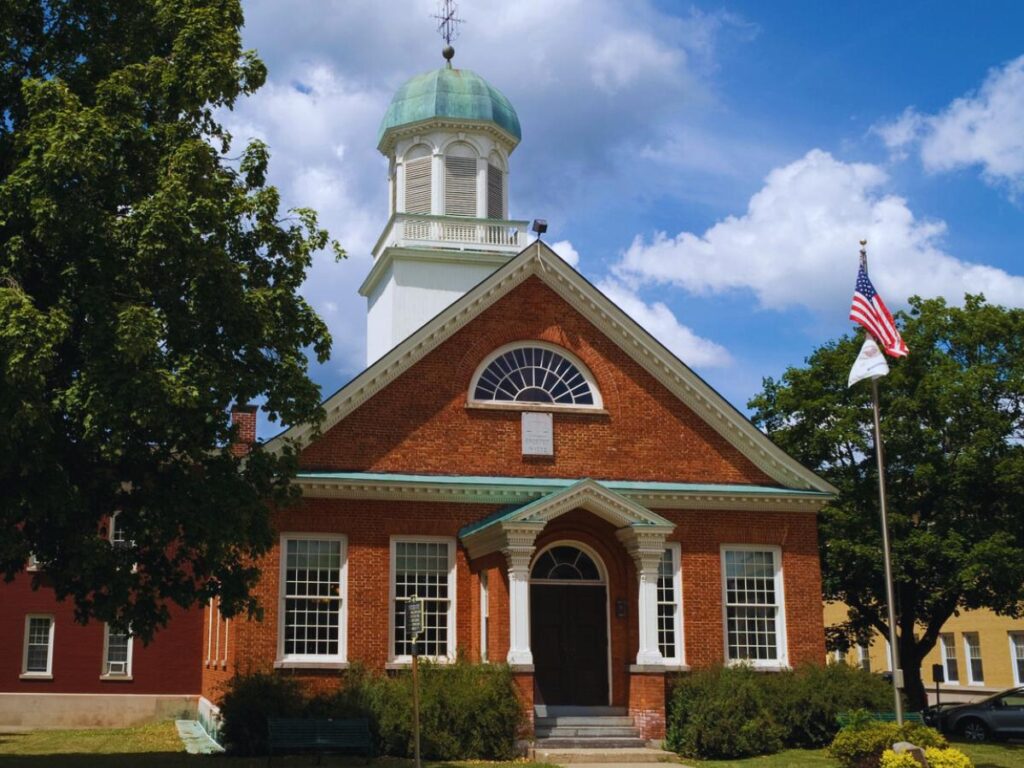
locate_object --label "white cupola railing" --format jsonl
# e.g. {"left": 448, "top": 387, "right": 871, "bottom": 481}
{"left": 371, "top": 212, "right": 530, "bottom": 260}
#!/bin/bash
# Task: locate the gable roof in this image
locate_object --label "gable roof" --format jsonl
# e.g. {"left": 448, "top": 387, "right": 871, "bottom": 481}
{"left": 267, "top": 241, "right": 836, "bottom": 495}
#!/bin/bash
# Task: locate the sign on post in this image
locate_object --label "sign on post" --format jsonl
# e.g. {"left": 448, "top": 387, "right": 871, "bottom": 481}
{"left": 405, "top": 597, "right": 424, "bottom": 768}
{"left": 405, "top": 598, "right": 423, "bottom": 641}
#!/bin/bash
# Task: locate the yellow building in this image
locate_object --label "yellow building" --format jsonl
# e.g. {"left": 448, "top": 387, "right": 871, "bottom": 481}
{"left": 824, "top": 603, "right": 1024, "bottom": 704}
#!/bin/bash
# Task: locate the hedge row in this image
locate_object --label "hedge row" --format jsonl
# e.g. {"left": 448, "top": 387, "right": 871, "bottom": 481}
{"left": 218, "top": 661, "right": 523, "bottom": 759}
{"left": 666, "top": 663, "right": 894, "bottom": 759}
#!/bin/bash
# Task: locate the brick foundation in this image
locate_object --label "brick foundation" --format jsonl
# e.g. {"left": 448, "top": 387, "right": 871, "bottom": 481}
{"left": 628, "top": 670, "right": 667, "bottom": 741}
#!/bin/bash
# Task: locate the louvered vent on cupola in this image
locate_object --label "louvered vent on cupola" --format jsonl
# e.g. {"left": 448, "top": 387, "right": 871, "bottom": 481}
{"left": 487, "top": 164, "right": 504, "bottom": 219}
{"left": 444, "top": 156, "right": 477, "bottom": 217}
{"left": 404, "top": 156, "right": 432, "bottom": 214}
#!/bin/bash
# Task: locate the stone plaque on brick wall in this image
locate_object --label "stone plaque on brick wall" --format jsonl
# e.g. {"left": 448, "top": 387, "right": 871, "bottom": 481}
{"left": 521, "top": 412, "right": 553, "bottom": 456}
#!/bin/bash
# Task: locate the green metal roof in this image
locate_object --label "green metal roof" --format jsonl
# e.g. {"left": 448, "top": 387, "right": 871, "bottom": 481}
{"left": 295, "top": 471, "right": 828, "bottom": 497}
{"left": 378, "top": 67, "right": 521, "bottom": 145}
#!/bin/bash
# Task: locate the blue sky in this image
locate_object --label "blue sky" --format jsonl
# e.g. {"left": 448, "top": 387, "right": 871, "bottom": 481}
{"left": 231, "top": 1, "right": 1024, "bottom": 438}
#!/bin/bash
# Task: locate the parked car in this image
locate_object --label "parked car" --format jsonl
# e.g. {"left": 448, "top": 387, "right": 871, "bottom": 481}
{"left": 925, "top": 686, "right": 1024, "bottom": 741}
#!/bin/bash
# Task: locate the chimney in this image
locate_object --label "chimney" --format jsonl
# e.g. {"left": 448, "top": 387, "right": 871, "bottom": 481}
{"left": 230, "top": 404, "right": 258, "bottom": 457}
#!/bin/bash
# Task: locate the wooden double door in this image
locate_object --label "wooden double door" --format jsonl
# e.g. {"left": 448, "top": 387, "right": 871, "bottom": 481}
{"left": 530, "top": 583, "right": 609, "bottom": 706}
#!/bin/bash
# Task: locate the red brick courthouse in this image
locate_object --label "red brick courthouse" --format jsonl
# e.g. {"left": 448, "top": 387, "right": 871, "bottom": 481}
{"left": 1, "top": 57, "right": 833, "bottom": 742}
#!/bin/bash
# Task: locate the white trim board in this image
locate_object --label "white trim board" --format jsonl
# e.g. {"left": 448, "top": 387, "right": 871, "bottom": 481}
{"left": 266, "top": 241, "right": 836, "bottom": 495}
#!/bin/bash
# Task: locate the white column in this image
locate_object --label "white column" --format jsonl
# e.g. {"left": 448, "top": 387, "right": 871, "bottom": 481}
{"left": 618, "top": 527, "right": 670, "bottom": 667}
{"left": 503, "top": 525, "right": 539, "bottom": 666}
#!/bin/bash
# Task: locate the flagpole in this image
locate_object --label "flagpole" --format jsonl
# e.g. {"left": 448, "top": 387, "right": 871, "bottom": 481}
{"left": 861, "top": 241, "right": 904, "bottom": 725}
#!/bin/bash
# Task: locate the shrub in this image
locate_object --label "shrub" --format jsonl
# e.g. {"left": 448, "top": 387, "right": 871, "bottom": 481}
{"left": 829, "top": 721, "right": 948, "bottom": 768}
{"left": 765, "top": 663, "right": 893, "bottom": 748}
{"left": 219, "top": 660, "right": 522, "bottom": 760}
{"left": 373, "top": 659, "right": 523, "bottom": 760}
{"left": 666, "top": 665, "right": 785, "bottom": 759}
{"left": 881, "top": 747, "right": 973, "bottom": 768}
{"left": 218, "top": 671, "right": 304, "bottom": 756}
{"left": 924, "top": 747, "right": 974, "bottom": 768}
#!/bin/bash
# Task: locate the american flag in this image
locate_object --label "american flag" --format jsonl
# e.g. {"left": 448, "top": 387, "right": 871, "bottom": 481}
{"left": 850, "top": 266, "right": 908, "bottom": 357}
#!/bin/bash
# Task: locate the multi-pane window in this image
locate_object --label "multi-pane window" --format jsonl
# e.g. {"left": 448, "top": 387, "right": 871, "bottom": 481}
{"left": 722, "top": 548, "right": 784, "bottom": 665}
{"left": 103, "top": 625, "right": 132, "bottom": 677}
{"left": 1011, "top": 634, "right": 1024, "bottom": 686}
{"left": 472, "top": 345, "right": 598, "bottom": 406}
{"left": 392, "top": 538, "right": 455, "bottom": 660}
{"left": 280, "top": 537, "right": 346, "bottom": 661}
{"left": 109, "top": 512, "right": 130, "bottom": 548}
{"left": 964, "top": 633, "right": 984, "bottom": 684}
{"left": 941, "top": 633, "right": 959, "bottom": 684}
{"left": 22, "top": 616, "right": 54, "bottom": 676}
{"left": 657, "top": 545, "right": 683, "bottom": 663}
{"left": 858, "top": 644, "right": 871, "bottom": 673}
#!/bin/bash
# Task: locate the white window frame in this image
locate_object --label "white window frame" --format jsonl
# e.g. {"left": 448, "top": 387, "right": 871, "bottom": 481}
{"left": 101, "top": 624, "right": 134, "bottom": 679}
{"left": 658, "top": 543, "right": 685, "bottom": 666}
{"left": 857, "top": 643, "right": 871, "bottom": 672}
{"left": 467, "top": 341, "right": 604, "bottom": 411}
{"left": 1009, "top": 633, "right": 1024, "bottom": 686}
{"left": 720, "top": 544, "right": 787, "bottom": 668}
{"left": 389, "top": 536, "right": 457, "bottom": 664}
{"left": 275, "top": 533, "right": 348, "bottom": 668}
{"left": 479, "top": 570, "right": 489, "bottom": 663}
{"left": 964, "top": 632, "right": 984, "bottom": 685}
{"left": 940, "top": 633, "right": 960, "bottom": 685}
{"left": 21, "top": 614, "right": 54, "bottom": 679}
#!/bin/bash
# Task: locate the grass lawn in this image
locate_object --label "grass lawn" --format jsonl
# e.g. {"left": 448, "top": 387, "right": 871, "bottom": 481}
{"left": 682, "top": 740, "right": 1024, "bottom": 768}
{"left": 0, "top": 721, "right": 558, "bottom": 768}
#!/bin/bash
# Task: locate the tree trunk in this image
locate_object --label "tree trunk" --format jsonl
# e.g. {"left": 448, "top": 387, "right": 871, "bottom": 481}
{"left": 900, "top": 643, "right": 929, "bottom": 712}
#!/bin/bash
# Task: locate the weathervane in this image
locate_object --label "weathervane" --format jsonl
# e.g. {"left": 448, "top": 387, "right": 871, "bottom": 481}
{"left": 432, "top": 0, "right": 464, "bottom": 66}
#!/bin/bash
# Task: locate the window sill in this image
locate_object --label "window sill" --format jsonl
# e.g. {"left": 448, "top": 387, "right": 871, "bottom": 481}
{"left": 466, "top": 402, "right": 608, "bottom": 416}
{"left": 630, "top": 663, "right": 691, "bottom": 674}
{"left": 274, "top": 660, "right": 349, "bottom": 671}
{"left": 100, "top": 674, "right": 133, "bottom": 682}
{"left": 385, "top": 658, "right": 454, "bottom": 670}
{"left": 19, "top": 673, "right": 52, "bottom": 681}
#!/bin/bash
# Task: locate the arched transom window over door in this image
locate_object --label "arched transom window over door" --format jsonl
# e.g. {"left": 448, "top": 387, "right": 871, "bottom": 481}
{"left": 470, "top": 343, "right": 602, "bottom": 408}
{"left": 531, "top": 545, "right": 603, "bottom": 582}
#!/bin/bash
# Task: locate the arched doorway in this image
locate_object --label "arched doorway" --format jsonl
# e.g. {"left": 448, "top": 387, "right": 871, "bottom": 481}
{"left": 530, "top": 542, "right": 610, "bottom": 706}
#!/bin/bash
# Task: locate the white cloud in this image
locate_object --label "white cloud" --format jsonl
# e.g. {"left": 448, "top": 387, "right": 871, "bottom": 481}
{"left": 598, "top": 279, "right": 732, "bottom": 369}
{"left": 550, "top": 240, "right": 580, "bottom": 268}
{"left": 227, "top": 1, "right": 756, "bottom": 376}
{"left": 876, "top": 55, "right": 1024, "bottom": 193}
{"left": 616, "top": 149, "right": 1024, "bottom": 313}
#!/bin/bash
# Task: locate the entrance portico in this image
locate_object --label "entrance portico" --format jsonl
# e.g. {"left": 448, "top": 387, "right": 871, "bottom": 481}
{"left": 460, "top": 478, "right": 675, "bottom": 721}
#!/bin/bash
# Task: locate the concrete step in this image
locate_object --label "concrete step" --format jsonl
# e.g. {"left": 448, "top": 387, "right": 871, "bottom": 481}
{"left": 536, "top": 706, "right": 628, "bottom": 718}
{"left": 536, "top": 716, "right": 636, "bottom": 728}
{"left": 536, "top": 725, "right": 641, "bottom": 738}
{"left": 533, "top": 746, "right": 675, "bottom": 764}
{"left": 534, "top": 737, "right": 649, "bottom": 749}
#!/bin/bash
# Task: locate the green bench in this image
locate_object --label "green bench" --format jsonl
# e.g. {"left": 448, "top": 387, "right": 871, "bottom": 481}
{"left": 267, "top": 716, "right": 373, "bottom": 764}
{"left": 837, "top": 711, "right": 925, "bottom": 727}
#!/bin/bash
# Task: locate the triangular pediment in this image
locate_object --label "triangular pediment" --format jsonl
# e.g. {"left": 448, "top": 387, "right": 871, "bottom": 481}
{"left": 459, "top": 479, "right": 674, "bottom": 560}
{"left": 267, "top": 241, "right": 835, "bottom": 495}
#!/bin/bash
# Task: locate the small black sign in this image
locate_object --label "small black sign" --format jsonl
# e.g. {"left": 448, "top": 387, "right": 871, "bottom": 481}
{"left": 405, "top": 599, "right": 423, "bottom": 639}
{"left": 932, "top": 663, "right": 945, "bottom": 683}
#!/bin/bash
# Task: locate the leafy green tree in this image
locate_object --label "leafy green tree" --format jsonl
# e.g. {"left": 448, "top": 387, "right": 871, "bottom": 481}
{"left": 750, "top": 295, "right": 1024, "bottom": 709}
{"left": 1, "top": 0, "right": 342, "bottom": 639}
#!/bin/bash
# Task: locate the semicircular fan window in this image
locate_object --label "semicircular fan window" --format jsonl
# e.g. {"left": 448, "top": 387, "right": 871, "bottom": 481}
{"left": 473, "top": 346, "right": 595, "bottom": 405}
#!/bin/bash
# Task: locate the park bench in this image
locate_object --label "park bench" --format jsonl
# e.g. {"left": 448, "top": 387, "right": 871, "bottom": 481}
{"left": 267, "top": 716, "right": 373, "bottom": 765}
{"left": 837, "top": 711, "right": 925, "bottom": 727}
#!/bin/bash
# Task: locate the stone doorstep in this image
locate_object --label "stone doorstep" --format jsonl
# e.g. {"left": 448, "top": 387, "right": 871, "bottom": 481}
{"left": 533, "top": 746, "right": 679, "bottom": 765}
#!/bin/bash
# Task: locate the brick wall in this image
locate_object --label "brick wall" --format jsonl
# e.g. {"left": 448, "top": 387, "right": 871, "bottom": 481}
{"left": 628, "top": 672, "right": 666, "bottom": 741}
{"left": 300, "top": 276, "right": 774, "bottom": 486}
{"left": 0, "top": 573, "right": 203, "bottom": 695}
{"left": 215, "top": 498, "right": 823, "bottom": 708}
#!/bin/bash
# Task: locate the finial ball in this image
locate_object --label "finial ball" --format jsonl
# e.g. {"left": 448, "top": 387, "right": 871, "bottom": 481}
{"left": 442, "top": 45, "right": 455, "bottom": 61}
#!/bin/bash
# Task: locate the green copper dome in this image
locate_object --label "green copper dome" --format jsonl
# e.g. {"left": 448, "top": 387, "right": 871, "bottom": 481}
{"left": 378, "top": 67, "right": 521, "bottom": 147}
